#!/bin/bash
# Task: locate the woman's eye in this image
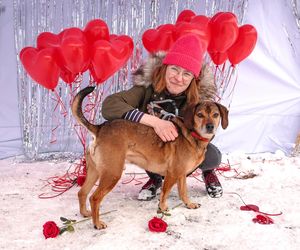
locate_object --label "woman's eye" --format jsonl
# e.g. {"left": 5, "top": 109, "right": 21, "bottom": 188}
{"left": 184, "top": 72, "right": 193, "bottom": 77}
{"left": 171, "top": 67, "right": 179, "bottom": 72}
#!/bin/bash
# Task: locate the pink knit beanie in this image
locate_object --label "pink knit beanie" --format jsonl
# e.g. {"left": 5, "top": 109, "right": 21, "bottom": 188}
{"left": 163, "top": 34, "right": 204, "bottom": 77}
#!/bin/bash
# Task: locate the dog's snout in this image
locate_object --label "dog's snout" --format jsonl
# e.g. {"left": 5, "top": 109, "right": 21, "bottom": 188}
{"left": 206, "top": 123, "right": 214, "bottom": 133}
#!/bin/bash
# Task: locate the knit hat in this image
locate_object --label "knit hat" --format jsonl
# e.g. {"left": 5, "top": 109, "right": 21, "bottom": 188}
{"left": 163, "top": 34, "right": 204, "bottom": 77}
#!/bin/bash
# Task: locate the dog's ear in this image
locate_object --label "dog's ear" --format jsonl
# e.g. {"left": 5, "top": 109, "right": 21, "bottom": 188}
{"left": 215, "top": 102, "right": 229, "bottom": 129}
{"left": 183, "top": 104, "right": 198, "bottom": 130}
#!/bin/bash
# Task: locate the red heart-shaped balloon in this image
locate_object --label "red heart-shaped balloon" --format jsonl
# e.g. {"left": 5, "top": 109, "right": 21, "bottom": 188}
{"left": 210, "top": 12, "right": 225, "bottom": 23}
{"left": 175, "top": 21, "right": 210, "bottom": 50}
{"left": 110, "top": 35, "right": 134, "bottom": 51}
{"left": 175, "top": 9, "right": 196, "bottom": 24}
{"left": 90, "top": 38, "right": 133, "bottom": 83}
{"left": 142, "top": 29, "right": 159, "bottom": 53}
{"left": 191, "top": 15, "right": 211, "bottom": 29}
{"left": 60, "top": 27, "right": 85, "bottom": 39}
{"left": 84, "top": 19, "right": 110, "bottom": 45}
{"left": 36, "top": 31, "right": 67, "bottom": 73}
{"left": 20, "top": 47, "right": 60, "bottom": 90}
{"left": 59, "top": 28, "right": 91, "bottom": 74}
{"left": 142, "top": 24, "right": 176, "bottom": 53}
{"left": 37, "top": 32, "right": 61, "bottom": 50}
{"left": 59, "top": 68, "right": 77, "bottom": 84}
{"left": 208, "top": 51, "right": 228, "bottom": 65}
{"left": 208, "top": 12, "right": 239, "bottom": 52}
{"left": 109, "top": 34, "right": 118, "bottom": 40}
{"left": 157, "top": 24, "right": 176, "bottom": 51}
{"left": 227, "top": 24, "right": 258, "bottom": 65}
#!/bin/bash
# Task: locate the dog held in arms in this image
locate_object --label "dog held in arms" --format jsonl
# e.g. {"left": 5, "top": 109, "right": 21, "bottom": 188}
{"left": 72, "top": 86, "right": 229, "bottom": 230}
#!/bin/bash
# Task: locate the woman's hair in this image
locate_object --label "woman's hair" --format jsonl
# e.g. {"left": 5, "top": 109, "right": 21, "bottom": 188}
{"left": 152, "top": 64, "right": 200, "bottom": 106}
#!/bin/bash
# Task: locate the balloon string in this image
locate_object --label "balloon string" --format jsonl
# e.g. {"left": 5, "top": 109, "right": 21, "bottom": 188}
{"left": 38, "top": 157, "right": 86, "bottom": 199}
{"left": 189, "top": 168, "right": 203, "bottom": 182}
{"left": 223, "top": 67, "right": 238, "bottom": 109}
{"left": 50, "top": 113, "right": 60, "bottom": 144}
{"left": 52, "top": 89, "right": 68, "bottom": 117}
{"left": 226, "top": 192, "right": 283, "bottom": 217}
{"left": 222, "top": 66, "right": 234, "bottom": 95}
{"left": 214, "top": 65, "right": 218, "bottom": 81}
{"left": 121, "top": 173, "right": 148, "bottom": 185}
{"left": 219, "top": 65, "right": 232, "bottom": 97}
{"left": 221, "top": 61, "right": 226, "bottom": 73}
{"left": 218, "top": 62, "right": 227, "bottom": 88}
{"left": 50, "top": 90, "right": 64, "bottom": 144}
{"left": 102, "top": 77, "right": 116, "bottom": 100}
{"left": 68, "top": 78, "right": 83, "bottom": 107}
{"left": 73, "top": 124, "right": 87, "bottom": 148}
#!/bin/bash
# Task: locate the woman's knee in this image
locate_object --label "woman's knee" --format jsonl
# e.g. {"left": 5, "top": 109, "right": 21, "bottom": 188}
{"left": 200, "top": 143, "right": 222, "bottom": 171}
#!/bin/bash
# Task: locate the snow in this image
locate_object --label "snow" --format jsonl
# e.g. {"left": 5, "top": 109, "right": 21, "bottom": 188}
{"left": 0, "top": 152, "right": 299, "bottom": 250}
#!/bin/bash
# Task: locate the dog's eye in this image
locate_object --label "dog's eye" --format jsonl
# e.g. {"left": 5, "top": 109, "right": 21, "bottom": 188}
{"left": 197, "top": 113, "right": 204, "bottom": 118}
{"left": 213, "top": 113, "right": 219, "bottom": 118}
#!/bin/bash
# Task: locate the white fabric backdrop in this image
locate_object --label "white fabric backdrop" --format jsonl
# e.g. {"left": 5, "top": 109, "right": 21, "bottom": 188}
{"left": 0, "top": 0, "right": 299, "bottom": 159}
{"left": 0, "top": 2, "right": 22, "bottom": 159}
{"left": 213, "top": 0, "right": 300, "bottom": 154}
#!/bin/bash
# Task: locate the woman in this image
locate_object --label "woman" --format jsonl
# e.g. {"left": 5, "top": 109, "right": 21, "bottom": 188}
{"left": 102, "top": 34, "right": 223, "bottom": 201}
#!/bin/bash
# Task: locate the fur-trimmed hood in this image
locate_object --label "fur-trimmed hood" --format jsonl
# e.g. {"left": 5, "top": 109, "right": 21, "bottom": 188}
{"left": 132, "top": 52, "right": 217, "bottom": 101}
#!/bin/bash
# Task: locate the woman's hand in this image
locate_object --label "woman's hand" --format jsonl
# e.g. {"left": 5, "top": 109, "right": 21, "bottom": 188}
{"left": 153, "top": 118, "right": 178, "bottom": 142}
{"left": 140, "top": 114, "right": 178, "bottom": 142}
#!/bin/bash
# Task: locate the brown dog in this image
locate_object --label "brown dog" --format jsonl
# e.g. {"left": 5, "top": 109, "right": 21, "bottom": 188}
{"left": 72, "top": 86, "right": 228, "bottom": 229}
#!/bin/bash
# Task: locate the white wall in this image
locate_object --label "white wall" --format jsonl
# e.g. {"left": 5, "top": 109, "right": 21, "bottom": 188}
{"left": 213, "top": 0, "right": 300, "bottom": 154}
{"left": 0, "top": 1, "right": 22, "bottom": 159}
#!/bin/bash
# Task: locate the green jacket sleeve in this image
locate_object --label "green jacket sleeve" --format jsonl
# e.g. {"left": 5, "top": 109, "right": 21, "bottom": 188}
{"left": 102, "top": 85, "right": 146, "bottom": 121}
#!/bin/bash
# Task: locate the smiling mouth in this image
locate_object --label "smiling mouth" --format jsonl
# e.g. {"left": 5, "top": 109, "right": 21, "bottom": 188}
{"left": 170, "top": 82, "right": 184, "bottom": 87}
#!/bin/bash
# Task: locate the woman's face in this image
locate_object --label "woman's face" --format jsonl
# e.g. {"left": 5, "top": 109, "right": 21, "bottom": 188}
{"left": 165, "top": 65, "right": 194, "bottom": 95}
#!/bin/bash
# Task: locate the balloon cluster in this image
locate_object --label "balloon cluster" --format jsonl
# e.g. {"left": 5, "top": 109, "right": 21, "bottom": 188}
{"left": 20, "top": 19, "right": 134, "bottom": 90}
{"left": 142, "top": 10, "right": 257, "bottom": 67}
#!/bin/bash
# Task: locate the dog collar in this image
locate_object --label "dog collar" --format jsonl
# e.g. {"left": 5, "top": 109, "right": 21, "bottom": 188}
{"left": 190, "top": 131, "right": 210, "bottom": 142}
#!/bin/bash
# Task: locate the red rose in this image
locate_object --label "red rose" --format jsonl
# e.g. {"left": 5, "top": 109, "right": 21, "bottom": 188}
{"left": 148, "top": 217, "right": 168, "bottom": 232}
{"left": 77, "top": 175, "right": 86, "bottom": 186}
{"left": 43, "top": 221, "right": 60, "bottom": 239}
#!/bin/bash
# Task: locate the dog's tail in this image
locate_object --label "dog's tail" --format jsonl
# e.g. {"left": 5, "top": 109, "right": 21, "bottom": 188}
{"left": 72, "top": 86, "right": 98, "bottom": 136}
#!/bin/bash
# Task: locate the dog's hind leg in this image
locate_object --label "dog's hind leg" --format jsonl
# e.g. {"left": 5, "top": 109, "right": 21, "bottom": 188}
{"left": 78, "top": 158, "right": 99, "bottom": 217}
{"left": 177, "top": 175, "right": 201, "bottom": 209}
{"left": 158, "top": 174, "right": 177, "bottom": 212}
{"left": 90, "top": 170, "right": 122, "bottom": 230}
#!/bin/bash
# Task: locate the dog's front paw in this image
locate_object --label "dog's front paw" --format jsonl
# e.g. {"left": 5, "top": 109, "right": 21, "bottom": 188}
{"left": 157, "top": 206, "right": 170, "bottom": 215}
{"left": 186, "top": 202, "right": 201, "bottom": 209}
{"left": 80, "top": 209, "right": 92, "bottom": 217}
{"left": 158, "top": 203, "right": 169, "bottom": 214}
{"left": 94, "top": 221, "right": 107, "bottom": 230}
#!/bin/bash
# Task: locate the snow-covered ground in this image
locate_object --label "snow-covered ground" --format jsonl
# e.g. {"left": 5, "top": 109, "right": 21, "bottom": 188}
{"left": 0, "top": 151, "right": 299, "bottom": 250}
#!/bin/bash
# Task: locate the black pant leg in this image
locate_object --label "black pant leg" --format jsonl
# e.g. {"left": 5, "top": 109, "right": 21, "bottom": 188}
{"left": 145, "top": 171, "right": 163, "bottom": 182}
{"left": 199, "top": 143, "right": 222, "bottom": 171}
{"left": 186, "top": 143, "right": 222, "bottom": 176}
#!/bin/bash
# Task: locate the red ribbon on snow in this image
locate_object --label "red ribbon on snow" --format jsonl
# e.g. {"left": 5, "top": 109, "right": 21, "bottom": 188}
{"left": 240, "top": 204, "right": 282, "bottom": 225}
{"left": 252, "top": 214, "right": 274, "bottom": 224}
{"left": 227, "top": 192, "right": 282, "bottom": 225}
